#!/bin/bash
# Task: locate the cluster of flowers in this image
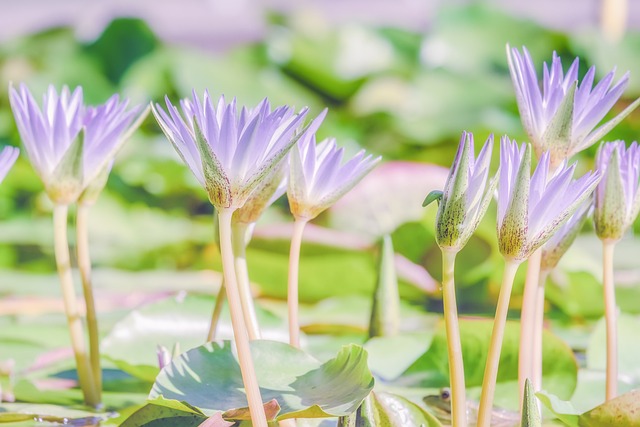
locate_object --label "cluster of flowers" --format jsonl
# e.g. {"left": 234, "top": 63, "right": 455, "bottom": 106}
{"left": 0, "top": 83, "right": 379, "bottom": 425}
{"left": 426, "top": 46, "right": 640, "bottom": 427}
{"left": 0, "top": 44, "right": 639, "bottom": 427}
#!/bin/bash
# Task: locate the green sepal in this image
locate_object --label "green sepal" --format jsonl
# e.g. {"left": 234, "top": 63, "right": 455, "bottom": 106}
{"left": 192, "top": 115, "right": 232, "bottom": 208}
{"left": 48, "top": 129, "right": 85, "bottom": 204}
{"left": 540, "top": 82, "right": 575, "bottom": 163}
{"left": 595, "top": 146, "right": 627, "bottom": 241}
{"left": 422, "top": 190, "right": 443, "bottom": 207}
{"left": 436, "top": 138, "right": 471, "bottom": 248}
{"left": 499, "top": 143, "right": 531, "bottom": 260}
{"left": 521, "top": 379, "right": 542, "bottom": 427}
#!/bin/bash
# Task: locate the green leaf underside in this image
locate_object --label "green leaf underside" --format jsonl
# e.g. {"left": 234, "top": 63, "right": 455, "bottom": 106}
{"left": 149, "top": 340, "right": 374, "bottom": 419}
{"left": 338, "top": 392, "right": 443, "bottom": 427}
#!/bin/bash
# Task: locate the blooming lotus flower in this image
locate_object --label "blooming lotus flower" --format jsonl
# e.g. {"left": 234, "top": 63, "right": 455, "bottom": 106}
{"left": 594, "top": 141, "right": 640, "bottom": 242}
{"left": 425, "top": 131, "right": 497, "bottom": 252}
{"left": 152, "top": 91, "right": 308, "bottom": 210}
{"left": 540, "top": 199, "right": 592, "bottom": 271}
{"left": 0, "top": 146, "right": 19, "bottom": 184}
{"left": 498, "top": 137, "right": 600, "bottom": 262}
{"left": 507, "top": 46, "right": 640, "bottom": 166}
{"left": 9, "top": 84, "right": 144, "bottom": 204}
{"left": 288, "top": 119, "right": 381, "bottom": 221}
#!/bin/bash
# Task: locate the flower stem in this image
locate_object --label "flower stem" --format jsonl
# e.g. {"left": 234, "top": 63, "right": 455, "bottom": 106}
{"left": 477, "top": 261, "right": 520, "bottom": 427}
{"left": 232, "top": 222, "right": 261, "bottom": 340}
{"left": 532, "top": 269, "right": 550, "bottom": 391}
{"left": 217, "top": 208, "right": 268, "bottom": 427}
{"left": 441, "top": 249, "right": 467, "bottom": 427}
{"left": 75, "top": 204, "right": 102, "bottom": 406}
{"left": 602, "top": 240, "right": 618, "bottom": 401}
{"left": 287, "top": 219, "right": 308, "bottom": 348}
{"left": 53, "top": 205, "right": 98, "bottom": 408}
{"left": 518, "top": 249, "right": 541, "bottom": 408}
{"left": 207, "top": 281, "right": 226, "bottom": 342}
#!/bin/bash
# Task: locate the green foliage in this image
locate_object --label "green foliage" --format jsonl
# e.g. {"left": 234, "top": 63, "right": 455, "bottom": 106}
{"left": 149, "top": 341, "right": 374, "bottom": 419}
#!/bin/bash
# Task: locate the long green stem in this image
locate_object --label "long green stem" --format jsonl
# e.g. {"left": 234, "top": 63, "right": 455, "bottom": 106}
{"left": 518, "top": 249, "right": 541, "bottom": 408}
{"left": 217, "top": 208, "right": 268, "bottom": 427}
{"left": 76, "top": 204, "right": 102, "bottom": 405}
{"left": 287, "top": 219, "right": 308, "bottom": 348}
{"left": 602, "top": 240, "right": 618, "bottom": 401}
{"left": 232, "top": 222, "right": 261, "bottom": 340}
{"left": 477, "top": 261, "right": 520, "bottom": 427}
{"left": 441, "top": 250, "right": 467, "bottom": 427}
{"left": 532, "top": 269, "right": 550, "bottom": 391}
{"left": 53, "top": 205, "right": 98, "bottom": 407}
{"left": 207, "top": 281, "right": 226, "bottom": 342}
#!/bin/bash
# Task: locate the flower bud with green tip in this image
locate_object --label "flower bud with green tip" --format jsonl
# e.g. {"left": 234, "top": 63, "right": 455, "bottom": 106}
{"left": 594, "top": 141, "right": 640, "bottom": 242}
{"left": 424, "top": 131, "right": 497, "bottom": 252}
{"left": 497, "top": 137, "right": 600, "bottom": 262}
{"left": 507, "top": 46, "right": 640, "bottom": 166}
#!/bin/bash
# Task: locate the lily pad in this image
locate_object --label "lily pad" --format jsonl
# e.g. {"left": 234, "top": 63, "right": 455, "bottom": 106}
{"left": 150, "top": 341, "right": 374, "bottom": 419}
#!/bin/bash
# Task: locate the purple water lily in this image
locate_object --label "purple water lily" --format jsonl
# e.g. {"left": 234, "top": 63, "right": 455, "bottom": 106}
{"left": 507, "top": 46, "right": 639, "bottom": 165}
{"left": 498, "top": 136, "right": 600, "bottom": 262}
{"left": 152, "top": 91, "right": 309, "bottom": 210}
{"left": 0, "top": 146, "right": 19, "bottom": 184}
{"left": 594, "top": 141, "right": 640, "bottom": 242}
{"left": 288, "top": 111, "right": 380, "bottom": 221}
{"left": 9, "top": 84, "right": 144, "bottom": 204}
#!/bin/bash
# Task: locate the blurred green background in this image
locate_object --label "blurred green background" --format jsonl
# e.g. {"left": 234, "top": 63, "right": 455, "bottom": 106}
{"left": 1, "top": 1, "right": 640, "bottom": 323}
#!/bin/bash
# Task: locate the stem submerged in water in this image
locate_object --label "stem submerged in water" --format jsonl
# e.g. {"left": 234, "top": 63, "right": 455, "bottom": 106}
{"left": 441, "top": 249, "right": 467, "bottom": 427}
{"left": 477, "top": 261, "right": 520, "bottom": 427}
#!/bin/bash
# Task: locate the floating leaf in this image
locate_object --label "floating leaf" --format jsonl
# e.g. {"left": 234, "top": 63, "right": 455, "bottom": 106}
{"left": 150, "top": 341, "right": 374, "bottom": 419}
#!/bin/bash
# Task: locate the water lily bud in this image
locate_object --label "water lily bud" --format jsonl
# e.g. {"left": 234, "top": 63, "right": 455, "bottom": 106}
{"left": 594, "top": 141, "right": 640, "bottom": 242}
{"left": 427, "top": 131, "right": 496, "bottom": 252}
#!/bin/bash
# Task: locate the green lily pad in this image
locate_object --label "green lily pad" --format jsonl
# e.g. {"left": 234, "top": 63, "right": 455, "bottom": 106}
{"left": 340, "top": 391, "right": 442, "bottom": 427}
{"left": 150, "top": 341, "right": 374, "bottom": 419}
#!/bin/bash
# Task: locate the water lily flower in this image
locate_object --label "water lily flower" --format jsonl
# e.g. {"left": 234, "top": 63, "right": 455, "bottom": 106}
{"left": 497, "top": 137, "right": 600, "bottom": 262}
{"left": 0, "top": 146, "right": 19, "bottom": 184}
{"left": 479, "top": 137, "right": 600, "bottom": 427}
{"left": 427, "top": 131, "right": 497, "bottom": 252}
{"left": 507, "top": 46, "right": 640, "bottom": 166}
{"left": 288, "top": 128, "right": 381, "bottom": 221}
{"left": 594, "top": 141, "right": 640, "bottom": 242}
{"left": 152, "top": 91, "right": 309, "bottom": 210}
{"left": 9, "top": 84, "right": 144, "bottom": 204}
